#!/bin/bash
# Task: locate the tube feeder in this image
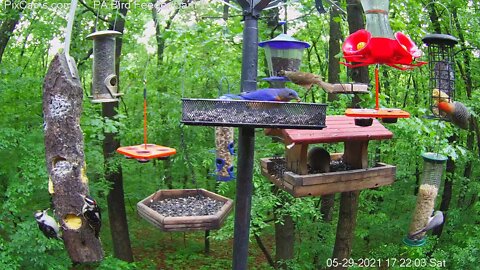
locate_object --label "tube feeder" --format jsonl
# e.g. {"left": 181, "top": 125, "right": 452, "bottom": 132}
{"left": 215, "top": 127, "right": 235, "bottom": 181}
{"left": 87, "top": 30, "right": 123, "bottom": 103}
{"left": 404, "top": 152, "right": 447, "bottom": 247}
{"left": 259, "top": 34, "right": 310, "bottom": 79}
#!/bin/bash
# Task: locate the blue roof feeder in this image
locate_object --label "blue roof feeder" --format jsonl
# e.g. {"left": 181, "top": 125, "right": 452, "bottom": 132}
{"left": 259, "top": 34, "right": 310, "bottom": 80}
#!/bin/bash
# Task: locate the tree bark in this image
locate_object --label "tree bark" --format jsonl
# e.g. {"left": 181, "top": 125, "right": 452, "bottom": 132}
{"left": 327, "top": 0, "right": 341, "bottom": 102}
{"left": 102, "top": 2, "right": 133, "bottom": 262}
{"left": 0, "top": 1, "right": 25, "bottom": 64}
{"left": 432, "top": 135, "right": 456, "bottom": 237}
{"left": 43, "top": 53, "right": 103, "bottom": 263}
{"left": 274, "top": 206, "right": 295, "bottom": 269}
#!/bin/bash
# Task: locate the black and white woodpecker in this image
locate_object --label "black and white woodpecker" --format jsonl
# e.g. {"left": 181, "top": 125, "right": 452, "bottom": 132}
{"left": 34, "top": 209, "right": 61, "bottom": 239}
{"left": 80, "top": 194, "right": 101, "bottom": 238}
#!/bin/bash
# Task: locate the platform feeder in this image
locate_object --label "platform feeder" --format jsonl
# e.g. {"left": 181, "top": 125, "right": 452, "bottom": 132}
{"left": 87, "top": 30, "right": 123, "bottom": 103}
{"left": 422, "top": 34, "right": 458, "bottom": 119}
{"left": 404, "top": 152, "right": 447, "bottom": 246}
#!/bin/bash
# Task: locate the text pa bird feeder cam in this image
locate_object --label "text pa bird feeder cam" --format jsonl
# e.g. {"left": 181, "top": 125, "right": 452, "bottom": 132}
{"left": 423, "top": 33, "right": 458, "bottom": 120}
{"left": 259, "top": 33, "right": 310, "bottom": 79}
{"left": 87, "top": 30, "right": 123, "bottom": 103}
{"left": 404, "top": 152, "right": 447, "bottom": 247}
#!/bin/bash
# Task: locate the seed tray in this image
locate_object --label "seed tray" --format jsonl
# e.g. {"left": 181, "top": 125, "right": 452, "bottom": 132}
{"left": 137, "top": 189, "right": 233, "bottom": 232}
{"left": 182, "top": 98, "right": 327, "bottom": 129}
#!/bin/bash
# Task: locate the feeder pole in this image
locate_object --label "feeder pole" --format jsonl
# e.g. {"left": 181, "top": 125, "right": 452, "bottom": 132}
{"left": 232, "top": 1, "right": 271, "bottom": 269}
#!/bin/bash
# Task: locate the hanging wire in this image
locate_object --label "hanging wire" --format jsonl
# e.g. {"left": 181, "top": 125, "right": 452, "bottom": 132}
{"left": 425, "top": 1, "right": 453, "bottom": 34}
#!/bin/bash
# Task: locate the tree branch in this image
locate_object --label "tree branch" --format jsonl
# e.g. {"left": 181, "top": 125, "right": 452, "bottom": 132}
{"left": 79, "top": 0, "right": 109, "bottom": 23}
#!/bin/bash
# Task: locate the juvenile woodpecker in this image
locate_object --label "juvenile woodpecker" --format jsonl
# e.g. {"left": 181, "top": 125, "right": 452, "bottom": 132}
{"left": 410, "top": 211, "right": 444, "bottom": 238}
{"left": 81, "top": 194, "right": 101, "bottom": 238}
{"left": 34, "top": 209, "right": 61, "bottom": 239}
{"left": 438, "top": 101, "right": 471, "bottom": 130}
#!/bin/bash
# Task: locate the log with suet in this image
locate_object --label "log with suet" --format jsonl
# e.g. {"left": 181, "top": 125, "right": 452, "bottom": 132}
{"left": 438, "top": 101, "right": 471, "bottom": 130}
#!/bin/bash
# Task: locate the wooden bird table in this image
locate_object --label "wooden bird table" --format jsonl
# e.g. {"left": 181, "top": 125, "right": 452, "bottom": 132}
{"left": 264, "top": 115, "right": 394, "bottom": 268}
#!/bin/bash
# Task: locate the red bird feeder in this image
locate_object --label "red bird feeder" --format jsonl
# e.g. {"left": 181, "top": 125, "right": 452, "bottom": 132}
{"left": 341, "top": 0, "right": 426, "bottom": 123}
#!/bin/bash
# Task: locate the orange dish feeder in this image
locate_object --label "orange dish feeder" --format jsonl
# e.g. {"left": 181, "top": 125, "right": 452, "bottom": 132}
{"left": 345, "top": 108, "right": 410, "bottom": 119}
{"left": 117, "top": 144, "right": 176, "bottom": 161}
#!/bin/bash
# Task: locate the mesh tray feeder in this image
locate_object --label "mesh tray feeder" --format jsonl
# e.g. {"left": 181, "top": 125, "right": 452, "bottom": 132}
{"left": 137, "top": 189, "right": 234, "bottom": 232}
{"left": 182, "top": 99, "right": 327, "bottom": 129}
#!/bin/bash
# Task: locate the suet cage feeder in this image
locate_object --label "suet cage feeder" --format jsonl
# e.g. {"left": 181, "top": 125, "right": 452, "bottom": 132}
{"left": 259, "top": 34, "right": 310, "bottom": 78}
{"left": 422, "top": 34, "right": 458, "bottom": 119}
{"left": 404, "top": 152, "right": 447, "bottom": 246}
{"left": 215, "top": 127, "right": 235, "bottom": 182}
{"left": 87, "top": 30, "right": 123, "bottom": 103}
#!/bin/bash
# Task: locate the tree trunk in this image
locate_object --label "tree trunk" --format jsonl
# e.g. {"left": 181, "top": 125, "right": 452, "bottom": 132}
{"left": 274, "top": 205, "right": 295, "bottom": 269}
{"left": 0, "top": 1, "right": 25, "bottom": 64}
{"left": 102, "top": 2, "right": 133, "bottom": 262}
{"left": 327, "top": 0, "right": 341, "bottom": 102}
{"left": 321, "top": 0, "right": 342, "bottom": 223}
{"left": 43, "top": 53, "right": 104, "bottom": 263}
{"left": 329, "top": 2, "right": 369, "bottom": 268}
{"left": 432, "top": 135, "right": 456, "bottom": 237}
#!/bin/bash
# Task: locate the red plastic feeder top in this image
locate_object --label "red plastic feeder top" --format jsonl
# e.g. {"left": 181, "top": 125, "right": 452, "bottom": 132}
{"left": 117, "top": 144, "right": 176, "bottom": 160}
{"left": 341, "top": 30, "right": 426, "bottom": 70}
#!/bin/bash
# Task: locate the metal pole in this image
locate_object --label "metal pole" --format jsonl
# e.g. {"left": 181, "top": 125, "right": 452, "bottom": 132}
{"left": 232, "top": 127, "right": 255, "bottom": 270}
{"left": 240, "top": 14, "right": 259, "bottom": 93}
{"left": 232, "top": 13, "right": 258, "bottom": 270}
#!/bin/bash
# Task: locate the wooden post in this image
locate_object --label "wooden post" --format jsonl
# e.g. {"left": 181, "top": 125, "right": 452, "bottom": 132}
{"left": 331, "top": 141, "right": 368, "bottom": 269}
{"left": 43, "top": 53, "right": 103, "bottom": 263}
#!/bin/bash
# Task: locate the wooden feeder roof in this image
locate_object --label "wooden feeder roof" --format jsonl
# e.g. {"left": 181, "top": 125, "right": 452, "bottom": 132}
{"left": 270, "top": 116, "right": 393, "bottom": 145}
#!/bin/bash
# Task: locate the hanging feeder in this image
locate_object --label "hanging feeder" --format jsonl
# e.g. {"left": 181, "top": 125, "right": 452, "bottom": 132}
{"left": 117, "top": 61, "right": 176, "bottom": 162}
{"left": 341, "top": 0, "right": 426, "bottom": 123}
{"left": 341, "top": 0, "right": 425, "bottom": 70}
{"left": 259, "top": 33, "right": 310, "bottom": 79}
{"left": 423, "top": 34, "right": 458, "bottom": 119}
{"left": 404, "top": 152, "right": 447, "bottom": 247}
{"left": 87, "top": 30, "right": 123, "bottom": 103}
{"left": 137, "top": 189, "right": 234, "bottom": 232}
{"left": 215, "top": 127, "right": 235, "bottom": 181}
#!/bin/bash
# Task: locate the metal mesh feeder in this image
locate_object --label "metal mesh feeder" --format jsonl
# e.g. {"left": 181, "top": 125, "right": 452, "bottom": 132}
{"left": 87, "top": 30, "right": 123, "bottom": 103}
{"left": 423, "top": 34, "right": 458, "bottom": 119}
{"left": 137, "top": 189, "right": 234, "bottom": 232}
{"left": 182, "top": 99, "right": 327, "bottom": 129}
{"left": 404, "top": 152, "right": 447, "bottom": 246}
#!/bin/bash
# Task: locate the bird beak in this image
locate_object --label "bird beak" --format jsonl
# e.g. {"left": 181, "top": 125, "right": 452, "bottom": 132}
{"left": 296, "top": 97, "right": 301, "bottom": 102}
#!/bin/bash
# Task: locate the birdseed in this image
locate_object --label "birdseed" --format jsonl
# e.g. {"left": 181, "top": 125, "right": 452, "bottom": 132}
{"left": 408, "top": 184, "right": 438, "bottom": 239}
{"left": 149, "top": 195, "right": 225, "bottom": 217}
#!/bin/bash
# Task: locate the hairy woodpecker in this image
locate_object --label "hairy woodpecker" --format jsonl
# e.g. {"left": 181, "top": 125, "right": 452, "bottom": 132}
{"left": 81, "top": 194, "right": 101, "bottom": 238}
{"left": 34, "top": 209, "right": 61, "bottom": 239}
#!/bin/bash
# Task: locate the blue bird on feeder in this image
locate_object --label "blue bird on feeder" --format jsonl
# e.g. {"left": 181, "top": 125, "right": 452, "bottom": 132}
{"left": 219, "top": 88, "right": 300, "bottom": 102}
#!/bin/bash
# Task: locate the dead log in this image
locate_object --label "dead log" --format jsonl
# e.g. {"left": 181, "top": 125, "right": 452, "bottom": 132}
{"left": 43, "top": 53, "right": 104, "bottom": 263}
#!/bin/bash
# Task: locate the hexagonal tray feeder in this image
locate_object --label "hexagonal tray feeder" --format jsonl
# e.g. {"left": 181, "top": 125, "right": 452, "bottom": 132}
{"left": 137, "top": 189, "right": 234, "bottom": 232}
{"left": 260, "top": 154, "right": 396, "bottom": 197}
{"left": 181, "top": 98, "right": 327, "bottom": 129}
